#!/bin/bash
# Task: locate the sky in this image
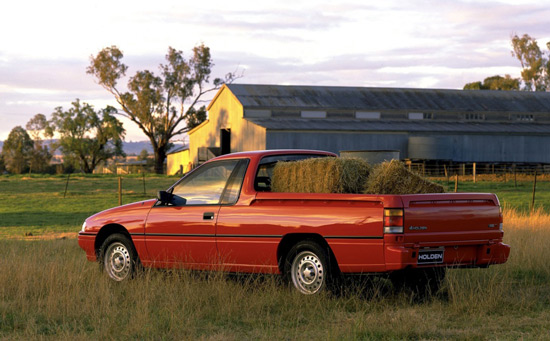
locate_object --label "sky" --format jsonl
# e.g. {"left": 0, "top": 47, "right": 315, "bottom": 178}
{"left": 1, "top": 0, "right": 549, "bottom": 141}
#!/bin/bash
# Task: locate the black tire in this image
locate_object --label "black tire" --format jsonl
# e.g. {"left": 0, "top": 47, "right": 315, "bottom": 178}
{"left": 390, "top": 267, "right": 446, "bottom": 298}
{"left": 99, "top": 233, "right": 140, "bottom": 281}
{"left": 283, "top": 240, "right": 335, "bottom": 295}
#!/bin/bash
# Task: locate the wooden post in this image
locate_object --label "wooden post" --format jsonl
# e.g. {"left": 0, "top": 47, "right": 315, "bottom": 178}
{"left": 422, "top": 162, "right": 425, "bottom": 177}
{"left": 462, "top": 163, "right": 466, "bottom": 176}
{"left": 142, "top": 173, "right": 146, "bottom": 195}
{"left": 473, "top": 162, "right": 476, "bottom": 184}
{"left": 492, "top": 164, "right": 495, "bottom": 174}
{"left": 118, "top": 177, "right": 122, "bottom": 206}
{"left": 444, "top": 164, "right": 448, "bottom": 178}
{"left": 514, "top": 164, "right": 517, "bottom": 188}
{"left": 454, "top": 174, "right": 458, "bottom": 193}
{"left": 63, "top": 173, "right": 71, "bottom": 198}
{"left": 531, "top": 169, "right": 537, "bottom": 212}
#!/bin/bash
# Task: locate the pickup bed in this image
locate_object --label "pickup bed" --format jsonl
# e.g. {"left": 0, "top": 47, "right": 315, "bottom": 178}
{"left": 78, "top": 150, "right": 510, "bottom": 295}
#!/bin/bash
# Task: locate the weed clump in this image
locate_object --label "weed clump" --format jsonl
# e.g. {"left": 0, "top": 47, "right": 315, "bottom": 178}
{"left": 364, "top": 160, "right": 445, "bottom": 194}
{"left": 271, "top": 157, "right": 371, "bottom": 194}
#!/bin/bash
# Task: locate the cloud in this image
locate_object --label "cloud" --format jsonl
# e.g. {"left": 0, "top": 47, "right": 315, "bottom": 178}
{"left": 1, "top": 0, "right": 548, "bottom": 140}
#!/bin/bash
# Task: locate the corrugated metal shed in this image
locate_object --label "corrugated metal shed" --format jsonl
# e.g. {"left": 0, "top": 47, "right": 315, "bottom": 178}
{"left": 246, "top": 118, "right": 550, "bottom": 134}
{"left": 227, "top": 84, "right": 550, "bottom": 113}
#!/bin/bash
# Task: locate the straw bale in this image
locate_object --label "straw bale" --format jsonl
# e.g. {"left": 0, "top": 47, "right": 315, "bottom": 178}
{"left": 271, "top": 157, "right": 371, "bottom": 194}
{"left": 364, "top": 160, "right": 445, "bottom": 194}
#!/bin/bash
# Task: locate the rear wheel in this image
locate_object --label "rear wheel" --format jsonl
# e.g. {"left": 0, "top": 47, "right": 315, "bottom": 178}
{"left": 100, "top": 233, "right": 139, "bottom": 281}
{"left": 284, "top": 240, "right": 334, "bottom": 295}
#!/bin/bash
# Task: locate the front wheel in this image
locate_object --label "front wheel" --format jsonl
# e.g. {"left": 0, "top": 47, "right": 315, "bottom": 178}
{"left": 284, "top": 240, "right": 334, "bottom": 295}
{"left": 100, "top": 233, "right": 139, "bottom": 281}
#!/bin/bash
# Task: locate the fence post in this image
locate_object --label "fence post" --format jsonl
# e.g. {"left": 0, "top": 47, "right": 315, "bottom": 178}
{"left": 118, "top": 177, "right": 122, "bottom": 206}
{"left": 454, "top": 174, "right": 458, "bottom": 193}
{"left": 473, "top": 162, "right": 476, "bottom": 184}
{"left": 142, "top": 173, "right": 146, "bottom": 195}
{"left": 63, "top": 173, "right": 71, "bottom": 198}
{"left": 531, "top": 169, "right": 537, "bottom": 212}
{"left": 514, "top": 164, "right": 517, "bottom": 188}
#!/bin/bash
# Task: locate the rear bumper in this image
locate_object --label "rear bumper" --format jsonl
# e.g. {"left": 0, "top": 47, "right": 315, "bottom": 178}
{"left": 78, "top": 232, "right": 97, "bottom": 262}
{"left": 385, "top": 242, "right": 510, "bottom": 271}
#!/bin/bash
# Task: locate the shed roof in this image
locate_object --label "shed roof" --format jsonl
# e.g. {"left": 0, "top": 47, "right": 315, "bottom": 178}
{"left": 226, "top": 84, "right": 550, "bottom": 113}
{"left": 167, "top": 145, "right": 189, "bottom": 155}
{"left": 246, "top": 117, "right": 550, "bottom": 134}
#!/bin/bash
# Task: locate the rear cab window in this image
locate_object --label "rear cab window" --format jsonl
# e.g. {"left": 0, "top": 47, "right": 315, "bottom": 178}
{"left": 254, "top": 154, "right": 333, "bottom": 192}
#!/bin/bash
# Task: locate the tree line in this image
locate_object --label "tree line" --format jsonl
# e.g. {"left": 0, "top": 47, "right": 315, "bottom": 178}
{"left": 464, "top": 33, "right": 550, "bottom": 91}
{"left": 1, "top": 44, "right": 237, "bottom": 174}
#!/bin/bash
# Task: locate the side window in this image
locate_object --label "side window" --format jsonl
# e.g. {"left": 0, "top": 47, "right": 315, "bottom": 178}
{"left": 220, "top": 160, "right": 249, "bottom": 205}
{"left": 172, "top": 160, "right": 239, "bottom": 205}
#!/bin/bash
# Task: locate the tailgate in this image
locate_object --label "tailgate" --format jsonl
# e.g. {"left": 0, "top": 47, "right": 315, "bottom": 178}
{"left": 401, "top": 193, "right": 503, "bottom": 246}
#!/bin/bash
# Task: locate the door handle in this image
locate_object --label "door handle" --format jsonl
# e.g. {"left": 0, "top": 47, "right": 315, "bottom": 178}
{"left": 203, "top": 212, "right": 215, "bottom": 220}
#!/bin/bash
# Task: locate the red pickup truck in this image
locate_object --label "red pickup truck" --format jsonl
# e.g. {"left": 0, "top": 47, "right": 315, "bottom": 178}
{"left": 78, "top": 150, "right": 510, "bottom": 295}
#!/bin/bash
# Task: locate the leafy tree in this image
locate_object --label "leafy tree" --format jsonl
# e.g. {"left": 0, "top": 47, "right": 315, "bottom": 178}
{"left": 26, "top": 114, "right": 52, "bottom": 173}
{"left": 87, "top": 44, "right": 238, "bottom": 174}
{"left": 47, "top": 99, "right": 125, "bottom": 173}
{"left": 186, "top": 105, "right": 207, "bottom": 130}
{"left": 1, "top": 126, "right": 33, "bottom": 174}
{"left": 511, "top": 33, "right": 550, "bottom": 91}
{"left": 137, "top": 148, "right": 149, "bottom": 161}
{"left": 464, "top": 75, "right": 519, "bottom": 90}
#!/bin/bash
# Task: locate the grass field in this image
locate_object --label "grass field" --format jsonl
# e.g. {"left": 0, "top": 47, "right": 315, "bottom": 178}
{"left": 0, "top": 173, "right": 548, "bottom": 239}
{"left": 0, "top": 209, "right": 549, "bottom": 338}
{"left": 1, "top": 174, "right": 550, "bottom": 338}
{"left": 0, "top": 174, "right": 178, "bottom": 238}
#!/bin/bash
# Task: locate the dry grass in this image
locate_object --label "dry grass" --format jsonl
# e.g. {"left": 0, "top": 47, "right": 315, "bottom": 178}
{"left": 365, "top": 160, "right": 445, "bottom": 194}
{"left": 271, "top": 157, "right": 371, "bottom": 194}
{"left": 1, "top": 209, "right": 549, "bottom": 338}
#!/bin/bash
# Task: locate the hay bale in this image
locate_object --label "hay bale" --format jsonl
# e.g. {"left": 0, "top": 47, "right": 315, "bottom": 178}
{"left": 364, "top": 160, "right": 445, "bottom": 194}
{"left": 271, "top": 157, "right": 371, "bottom": 194}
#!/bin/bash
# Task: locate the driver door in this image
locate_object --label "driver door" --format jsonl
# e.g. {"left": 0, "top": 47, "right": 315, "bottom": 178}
{"left": 144, "top": 159, "right": 243, "bottom": 268}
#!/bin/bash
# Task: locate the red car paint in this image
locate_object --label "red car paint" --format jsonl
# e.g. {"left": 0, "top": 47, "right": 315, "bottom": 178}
{"left": 78, "top": 150, "right": 510, "bottom": 275}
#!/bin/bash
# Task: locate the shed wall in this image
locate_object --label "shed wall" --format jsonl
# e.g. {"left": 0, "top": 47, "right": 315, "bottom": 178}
{"left": 189, "top": 87, "right": 266, "bottom": 165}
{"left": 408, "top": 134, "right": 550, "bottom": 163}
{"left": 265, "top": 131, "right": 409, "bottom": 156}
{"left": 167, "top": 149, "right": 191, "bottom": 175}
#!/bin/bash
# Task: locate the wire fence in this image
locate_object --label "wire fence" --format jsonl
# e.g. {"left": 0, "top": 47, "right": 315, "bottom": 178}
{"left": 407, "top": 162, "right": 550, "bottom": 180}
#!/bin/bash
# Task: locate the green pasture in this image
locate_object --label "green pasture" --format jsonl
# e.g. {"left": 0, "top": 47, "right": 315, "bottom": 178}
{"left": 0, "top": 174, "right": 179, "bottom": 238}
{"left": 0, "top": 174, "right": 548, "bottom": 238}
{"left": 437, "top": 177, "right": 550, "bottom": 212}
{"left": 1, "top": 175, "right": 550, "bottom": 338}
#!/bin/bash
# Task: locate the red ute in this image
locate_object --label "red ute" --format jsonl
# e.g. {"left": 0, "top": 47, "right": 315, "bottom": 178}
{"left": 78, "top": 150, "right": 510, "bottom": 295}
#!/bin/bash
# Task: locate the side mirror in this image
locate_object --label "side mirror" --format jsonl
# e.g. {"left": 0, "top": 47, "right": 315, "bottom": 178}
{"left": 157, "top": 190, "right": 173, "bottom": 205}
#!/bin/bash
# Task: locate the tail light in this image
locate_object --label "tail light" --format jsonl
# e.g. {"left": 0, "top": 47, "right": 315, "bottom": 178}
{"left": 384, "top": 208, "right": 403, "bottom": 234}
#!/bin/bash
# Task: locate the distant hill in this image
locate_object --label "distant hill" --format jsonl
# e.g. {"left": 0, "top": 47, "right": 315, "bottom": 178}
{"left": 121, "top": 141, "right": 154, "bottom": 155}
{"left": 0, "top": 140, "right": 187, "bottom": 156}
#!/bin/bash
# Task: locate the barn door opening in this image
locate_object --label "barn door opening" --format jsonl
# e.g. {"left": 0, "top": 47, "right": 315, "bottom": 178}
{"left": 221, "top": 128, "right": 231, "bottom": 155}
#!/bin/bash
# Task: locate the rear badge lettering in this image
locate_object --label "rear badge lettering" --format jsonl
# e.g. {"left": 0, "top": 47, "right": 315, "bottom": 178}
{"left": 409, "top": 226, "right": 428, "bottom": 231}
{"left": 417, "top": 249, "right": 445, "bottom": 264}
